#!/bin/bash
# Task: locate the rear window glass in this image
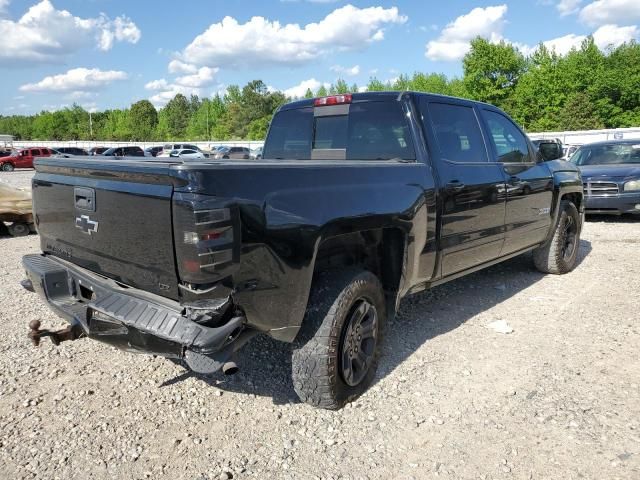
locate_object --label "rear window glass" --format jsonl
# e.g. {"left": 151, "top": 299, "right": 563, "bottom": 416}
{"left": 264, "top": 107, "right": 314, "bottom": 160}
{"left": 264, "top": 102, "right": 415, "bottom": 161}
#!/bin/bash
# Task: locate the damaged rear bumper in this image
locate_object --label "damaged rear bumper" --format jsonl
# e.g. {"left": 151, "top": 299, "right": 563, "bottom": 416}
{"left": 22, "top": 254, "right": 249, "bottom": 374}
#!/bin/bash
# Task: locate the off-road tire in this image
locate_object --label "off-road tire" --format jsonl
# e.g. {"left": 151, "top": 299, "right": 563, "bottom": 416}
{"left": 292, "top": 269, "right": 385, "bottom": 410}
{"left": 533, "top": 200, "right": 581, "bottom": 274}
{"left": 8, "top": 222, "right": 30, "bottom": 237}
{"left": 1, "top": 163, "right": 15, "bottom": 172}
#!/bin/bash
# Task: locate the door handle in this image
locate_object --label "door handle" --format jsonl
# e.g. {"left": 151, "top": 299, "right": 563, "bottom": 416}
{"left": 445, "top": 181, "right": 466, "bottom": 192}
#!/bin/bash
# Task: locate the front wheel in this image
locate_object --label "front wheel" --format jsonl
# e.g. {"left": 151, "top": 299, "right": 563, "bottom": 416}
{"left": 292, "top": 270, "right": 385, "bottom": 409}
{"left": 533, "top": 200, "right": 581, "bottom": 274}
{"left": 1, "top": 163, "right": 15, "bottom": 172}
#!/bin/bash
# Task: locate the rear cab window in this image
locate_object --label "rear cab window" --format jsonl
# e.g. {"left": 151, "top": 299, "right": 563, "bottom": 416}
{"left": 264, "top": 100, "right": 416, "bottom": 161}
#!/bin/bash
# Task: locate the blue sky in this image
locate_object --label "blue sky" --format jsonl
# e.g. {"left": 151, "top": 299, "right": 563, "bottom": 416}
{"left": 1, "top": 0, "right": 639, "bottom": 114}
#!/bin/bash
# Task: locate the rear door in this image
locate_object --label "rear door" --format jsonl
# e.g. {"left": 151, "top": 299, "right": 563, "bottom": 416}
{"left": 421, "top": 99, "right": 506, "bottom": 276}
{"left": 480, "top": 109, "right": 553, "bottom": 255}
{"left": 32, "top": 158, "right": 180, "bottom": 299}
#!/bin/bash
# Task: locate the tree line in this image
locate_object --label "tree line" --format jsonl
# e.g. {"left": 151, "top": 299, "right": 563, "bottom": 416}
{"left": 2, "top": 37, "right": 639, "bottom": 142}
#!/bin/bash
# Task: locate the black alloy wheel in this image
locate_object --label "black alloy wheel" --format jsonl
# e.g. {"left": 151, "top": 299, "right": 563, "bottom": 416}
{"left": 340, "top": 298, "right": 378, "bottom": 387}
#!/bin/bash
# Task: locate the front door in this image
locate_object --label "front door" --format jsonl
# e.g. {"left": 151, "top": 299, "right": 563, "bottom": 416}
{"left": 421, "top": 100, "right": 506, "bottom": 277}
{"left": 480, "top": 109, "right": 554, "bottom": 255}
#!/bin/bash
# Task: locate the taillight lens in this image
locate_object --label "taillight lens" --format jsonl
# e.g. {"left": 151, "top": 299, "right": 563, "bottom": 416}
{"left": 173, "top": 194, "right": 240, "bottom": 286}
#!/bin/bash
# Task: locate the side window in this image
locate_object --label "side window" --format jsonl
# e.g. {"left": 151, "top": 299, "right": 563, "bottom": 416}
{"left": 483, "top": 110, "right": 531, "bottom": 163}
{"left": 21, "top": 150, "right": 28, "bottom": 157}
{"left": 31, "top": 149, "right": 41, "bottom": 156}
{"left": 426, "top": 102, "right": 488, "bottom": 163}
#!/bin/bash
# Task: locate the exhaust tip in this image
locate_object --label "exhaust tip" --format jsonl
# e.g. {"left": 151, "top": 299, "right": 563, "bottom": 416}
{"left": 222, "top": 361, "right": 239, "bottom": 375}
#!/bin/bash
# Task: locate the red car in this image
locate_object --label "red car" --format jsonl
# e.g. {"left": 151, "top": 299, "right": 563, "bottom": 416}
{"left": 0, "top": 147, "right": 54, "bottom": 171}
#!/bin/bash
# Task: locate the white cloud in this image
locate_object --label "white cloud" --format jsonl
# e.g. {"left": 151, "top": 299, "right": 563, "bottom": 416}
{"left": 425, "top": 5, "right": 508, "bottom": 61}
{"left": 579, "top": 0, "right": 640, "bottom": 27}
{"left": 145, "top": 68, "right": 218, "bottom": 107}
{"left": 145, "top": 79, "right": 169, "bottom": 91}
{"left": 168, "top": 59, "right": 198, "bottom": 74}
{"left": 518, "top": 23, "right": 638, "bottom": 56}
{"left": 592, "top": 23, "right": 639, "bottom": 49}
{"left": 97, "top": 15, "right": 141, "bottom": 50}
{"left": 20, "top": 67, "right": 128, "bottom": 93}
{"left": 283, "top": 78, "right": 330, "bottom": 98}
{"left": 330, "top": 64, "right": 361, "bottom": 76}
{"left": 557, "top": 0, "right": 582, "bottom": 16}
{"left": 0, "top": 0, "right": 141, "bottom": 65}
{"left": 174, "top": 67, "right": 219, "bottom": 88}
{"left": 0, "top": 0, "right": 9, "bottom": 16}
{"left": 178, "top": 5, "right": 407, "bottom": 69}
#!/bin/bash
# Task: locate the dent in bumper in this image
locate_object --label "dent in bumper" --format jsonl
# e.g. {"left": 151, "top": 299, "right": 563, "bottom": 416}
{"left": 22, "top": 254, "right": 246, "bottom": 373}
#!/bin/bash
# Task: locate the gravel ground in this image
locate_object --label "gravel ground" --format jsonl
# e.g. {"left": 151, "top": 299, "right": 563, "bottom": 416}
{"left": 0, "top": 170, "right": 639, "bottom": 480}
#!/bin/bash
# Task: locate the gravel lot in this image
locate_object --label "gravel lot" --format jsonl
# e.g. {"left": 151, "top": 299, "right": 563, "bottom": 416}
{"left": 1, "top": 170, "right": 639, "bottom": 480}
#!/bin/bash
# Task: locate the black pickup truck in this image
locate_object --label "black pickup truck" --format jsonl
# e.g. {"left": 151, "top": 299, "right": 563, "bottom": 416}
{"left": 22, "top": 92, "right": 584, "bottom": 409}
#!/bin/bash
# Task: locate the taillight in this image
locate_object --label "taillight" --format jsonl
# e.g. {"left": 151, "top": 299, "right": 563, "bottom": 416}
{"left": 314, "top": 94, "right": 352, "bottom": 106}
{"left": 172, "top": 194, "right": 240, "bottom": 288}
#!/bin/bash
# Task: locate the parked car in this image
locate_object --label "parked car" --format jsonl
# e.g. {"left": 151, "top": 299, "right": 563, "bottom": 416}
{"left": 214, "top": 146, "right": 251, "bottom": 159}
{"left": 22, "top": 92, "right": 583, "bottom": 410}
{"left": 54, "top": 147, "right": 89, "bottom": 156}
{"left": 0, "top": 147, "right": 54, "bottom": 171}
{"left": 570, "top": 140, "right": 640, "bottom": 215}
{"left": 144, "top": 146, "right": 164, "bottom": 157}
{"left": 88, "top": 147, "right": 109, "bottom": 156}
{"left": 168, "top": 148, "right": 205, "bottom": 159}
{"left": 0, "top": 148, "right": 17, "bottom": 158}
{"left": 563, "top": 144, "right": 580, "bottom": 160}
{"left": 251, "top": 146, "right": 263, "bottom": 160}
{"left": 101, "top": 146, "right": 145, "bottom": 157}
{"left": 157, "top": 144, "right": 203, "bottom": 157}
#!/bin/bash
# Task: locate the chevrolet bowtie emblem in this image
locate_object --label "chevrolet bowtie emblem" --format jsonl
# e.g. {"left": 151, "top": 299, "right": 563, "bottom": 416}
{"left": 75, "top": 215, "right": 99, "bottom": 235}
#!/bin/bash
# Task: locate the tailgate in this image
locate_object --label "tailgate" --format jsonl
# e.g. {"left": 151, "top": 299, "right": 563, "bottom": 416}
{"left": 32, "top": 158, "right": 183, "bottom": 300}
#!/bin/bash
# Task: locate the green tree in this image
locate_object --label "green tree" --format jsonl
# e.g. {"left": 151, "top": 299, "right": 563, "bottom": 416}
{"left": 366, "top": 77, "right": 387, "bottom": 91}
{"left": 129, "top": 100, "right": 158, "bottom": 141}
{"left": 463, "top": 37, "right": 526, "bottom": 108}
{"left": 163, "top": 94, "right": 191, "bottom": 139}
{"left": 556, "top": 92, "right": 605, "bottom": 130}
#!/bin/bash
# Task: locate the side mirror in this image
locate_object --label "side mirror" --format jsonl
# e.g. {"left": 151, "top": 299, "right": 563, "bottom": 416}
{"left": 537, "top": 142, "right": 563, "bottom": 162}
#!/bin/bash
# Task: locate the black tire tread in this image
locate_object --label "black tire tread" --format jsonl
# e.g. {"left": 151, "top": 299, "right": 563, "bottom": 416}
{"left": 292, "top": 269, "right": 384, "bottom": 410}
{"left": 533, "top": 200, "right": 580, "bottom": 274}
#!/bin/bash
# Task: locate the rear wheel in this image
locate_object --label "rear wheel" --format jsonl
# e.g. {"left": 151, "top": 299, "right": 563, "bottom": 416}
{"left": 8, "top": 222, "right": 30, "bottom": 237}
{"left": 533, "top": 200, "right": 581, "bottom": 274}
{"left": 1, "top": 163, "right": 15, "bottom": 172}
{"left": 292, "top": 269, "right": 385, "bottom": 409}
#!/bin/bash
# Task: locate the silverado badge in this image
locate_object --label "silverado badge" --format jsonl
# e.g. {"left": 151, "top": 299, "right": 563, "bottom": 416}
{"left": 75, "top": 215, "right": 99, "bottom": 235}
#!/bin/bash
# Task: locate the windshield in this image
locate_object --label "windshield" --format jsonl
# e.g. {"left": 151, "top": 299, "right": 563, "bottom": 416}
{"left": 571, "top": 143, "right": 640, "bottom": 165}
